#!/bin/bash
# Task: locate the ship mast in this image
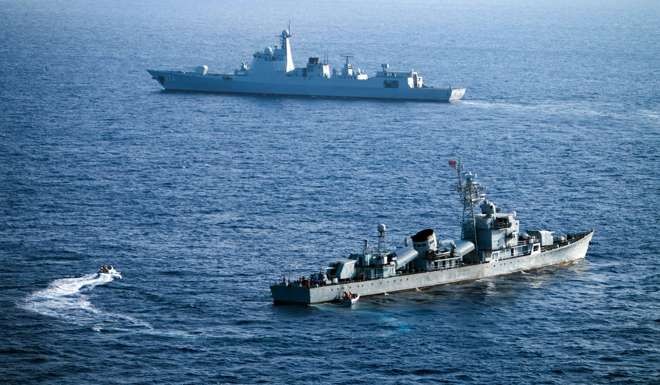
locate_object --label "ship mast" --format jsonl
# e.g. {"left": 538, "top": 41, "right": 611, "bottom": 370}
{"left": 449, "top": 160, "right": 484, "bottom": 254}
{"left": 280, "top": 24, "right": 294, "bottom": 73}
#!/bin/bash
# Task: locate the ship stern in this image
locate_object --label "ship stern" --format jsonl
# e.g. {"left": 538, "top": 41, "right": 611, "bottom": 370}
{"left": 449, "top": 87, "right": 466, "bottom": 101}
{"left": 270, "top": 284, "right": 312, "bottom": 305}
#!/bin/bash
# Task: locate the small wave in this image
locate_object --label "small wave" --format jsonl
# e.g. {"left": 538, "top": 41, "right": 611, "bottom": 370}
{"left": 462, "top": 99, "right": 627, "bottom": 119}
{"left": 19, "top": 271, "right": 152, "bottom": 331}
{"left": 378, "top": 316, "right": 412, "bottom": 335}
{"left": 640, "top": 109, "right": 659, "bottom": 121}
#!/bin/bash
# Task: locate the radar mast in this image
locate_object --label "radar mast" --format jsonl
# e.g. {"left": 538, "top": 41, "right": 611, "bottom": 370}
{"left": 449, "top": 160, "right": 485, "bottom": 253}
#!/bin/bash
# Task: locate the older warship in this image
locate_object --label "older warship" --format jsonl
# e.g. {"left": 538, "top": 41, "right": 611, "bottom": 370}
{"left": 271, "top": 161, "right": 593, "bottom": 304}
{"left": 147, "top": 28, "right": 465, "bottom": 102}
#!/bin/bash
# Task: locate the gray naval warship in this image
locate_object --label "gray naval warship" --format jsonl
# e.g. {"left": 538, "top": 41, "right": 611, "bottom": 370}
{"left": 271, "top": 161, "right": 594, "bottom": 304}
{"left": 148, "top": 28, "right": 465, "bottom": 102}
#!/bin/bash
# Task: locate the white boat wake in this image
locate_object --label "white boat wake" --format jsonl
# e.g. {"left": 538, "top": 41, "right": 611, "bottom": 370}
{"left": 20, "top": 271, "right": 151, "bottom": 332}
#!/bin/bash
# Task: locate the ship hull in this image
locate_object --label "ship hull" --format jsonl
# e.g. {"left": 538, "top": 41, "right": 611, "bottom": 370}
{"left": 271, "top": 231, "right": 593, "bottom": 304}
{"left": 148, "top": 70, "right": 465, "bottom": 102}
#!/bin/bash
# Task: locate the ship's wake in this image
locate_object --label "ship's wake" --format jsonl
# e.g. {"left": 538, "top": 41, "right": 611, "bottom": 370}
{"left": 20, "top": 271, "right": 151, "bottom": 332}
{"left": 461, "top": 99, "right": 631, "bottom": 119}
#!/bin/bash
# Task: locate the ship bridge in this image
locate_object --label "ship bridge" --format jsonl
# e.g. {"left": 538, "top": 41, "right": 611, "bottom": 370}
{"left": 246, "top": 29, "right": 295, "bottom": 76}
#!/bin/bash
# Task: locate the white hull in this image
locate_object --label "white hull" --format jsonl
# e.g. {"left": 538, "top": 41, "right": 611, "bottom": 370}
{"left": 271, "top": 231, "right": 593, "bottom": 304}
{"left": 148, "top": 70, "right": 465, "bottom": 102}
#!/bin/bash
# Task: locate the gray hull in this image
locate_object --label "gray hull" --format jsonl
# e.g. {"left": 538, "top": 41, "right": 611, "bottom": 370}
{"left": 148, "top": 70, "right": 466, "bottom": 102}
{"left": 271, "top": 231, "right": 593, "bottom": 304}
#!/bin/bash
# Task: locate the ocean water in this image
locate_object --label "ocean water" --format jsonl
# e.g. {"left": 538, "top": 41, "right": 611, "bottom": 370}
{"left": 1, "top": 0, "right": 659, "bottom": 383}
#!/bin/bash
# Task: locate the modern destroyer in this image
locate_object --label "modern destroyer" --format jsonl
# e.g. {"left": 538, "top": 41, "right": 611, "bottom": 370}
{"left": 148, "top": 29, "right": 465, "bottom": 102}
{"left": 271, "top": 161, "right": 593, "bottom": 304}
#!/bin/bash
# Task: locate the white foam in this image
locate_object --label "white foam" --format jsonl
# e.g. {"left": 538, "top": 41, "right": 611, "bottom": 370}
{"left": 45, "top": 273, "right": 113, "bottom": 296}
{"left": 20, "top": 271, "right": 152, "bottom": 331}
{"left": 462, "top": 99, "right": 623, "bottom": 119}
{"left": 21, "top": 273, "right": 110, "bottom": 317}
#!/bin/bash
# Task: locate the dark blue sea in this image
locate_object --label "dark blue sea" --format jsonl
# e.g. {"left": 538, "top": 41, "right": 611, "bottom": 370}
{"left": 1, "top": 1, "right": 659, "bottom": 383}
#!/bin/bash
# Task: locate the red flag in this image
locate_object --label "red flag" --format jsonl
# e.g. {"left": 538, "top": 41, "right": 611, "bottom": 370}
{"left": 448, "top": 159, "right": 457, "bottom": 169}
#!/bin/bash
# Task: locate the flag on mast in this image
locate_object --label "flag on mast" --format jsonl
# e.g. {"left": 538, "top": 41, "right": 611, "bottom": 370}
{"left": 448, "top": 159, "right": 458, "bottom": 169}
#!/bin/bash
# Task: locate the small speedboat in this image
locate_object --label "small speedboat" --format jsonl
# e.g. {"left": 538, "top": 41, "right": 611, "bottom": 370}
{"left": 341, "top": 291, "right": 360, "bottom": 306}
{"left": 98, "top": 265, "right": 122, "bottom": 279}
